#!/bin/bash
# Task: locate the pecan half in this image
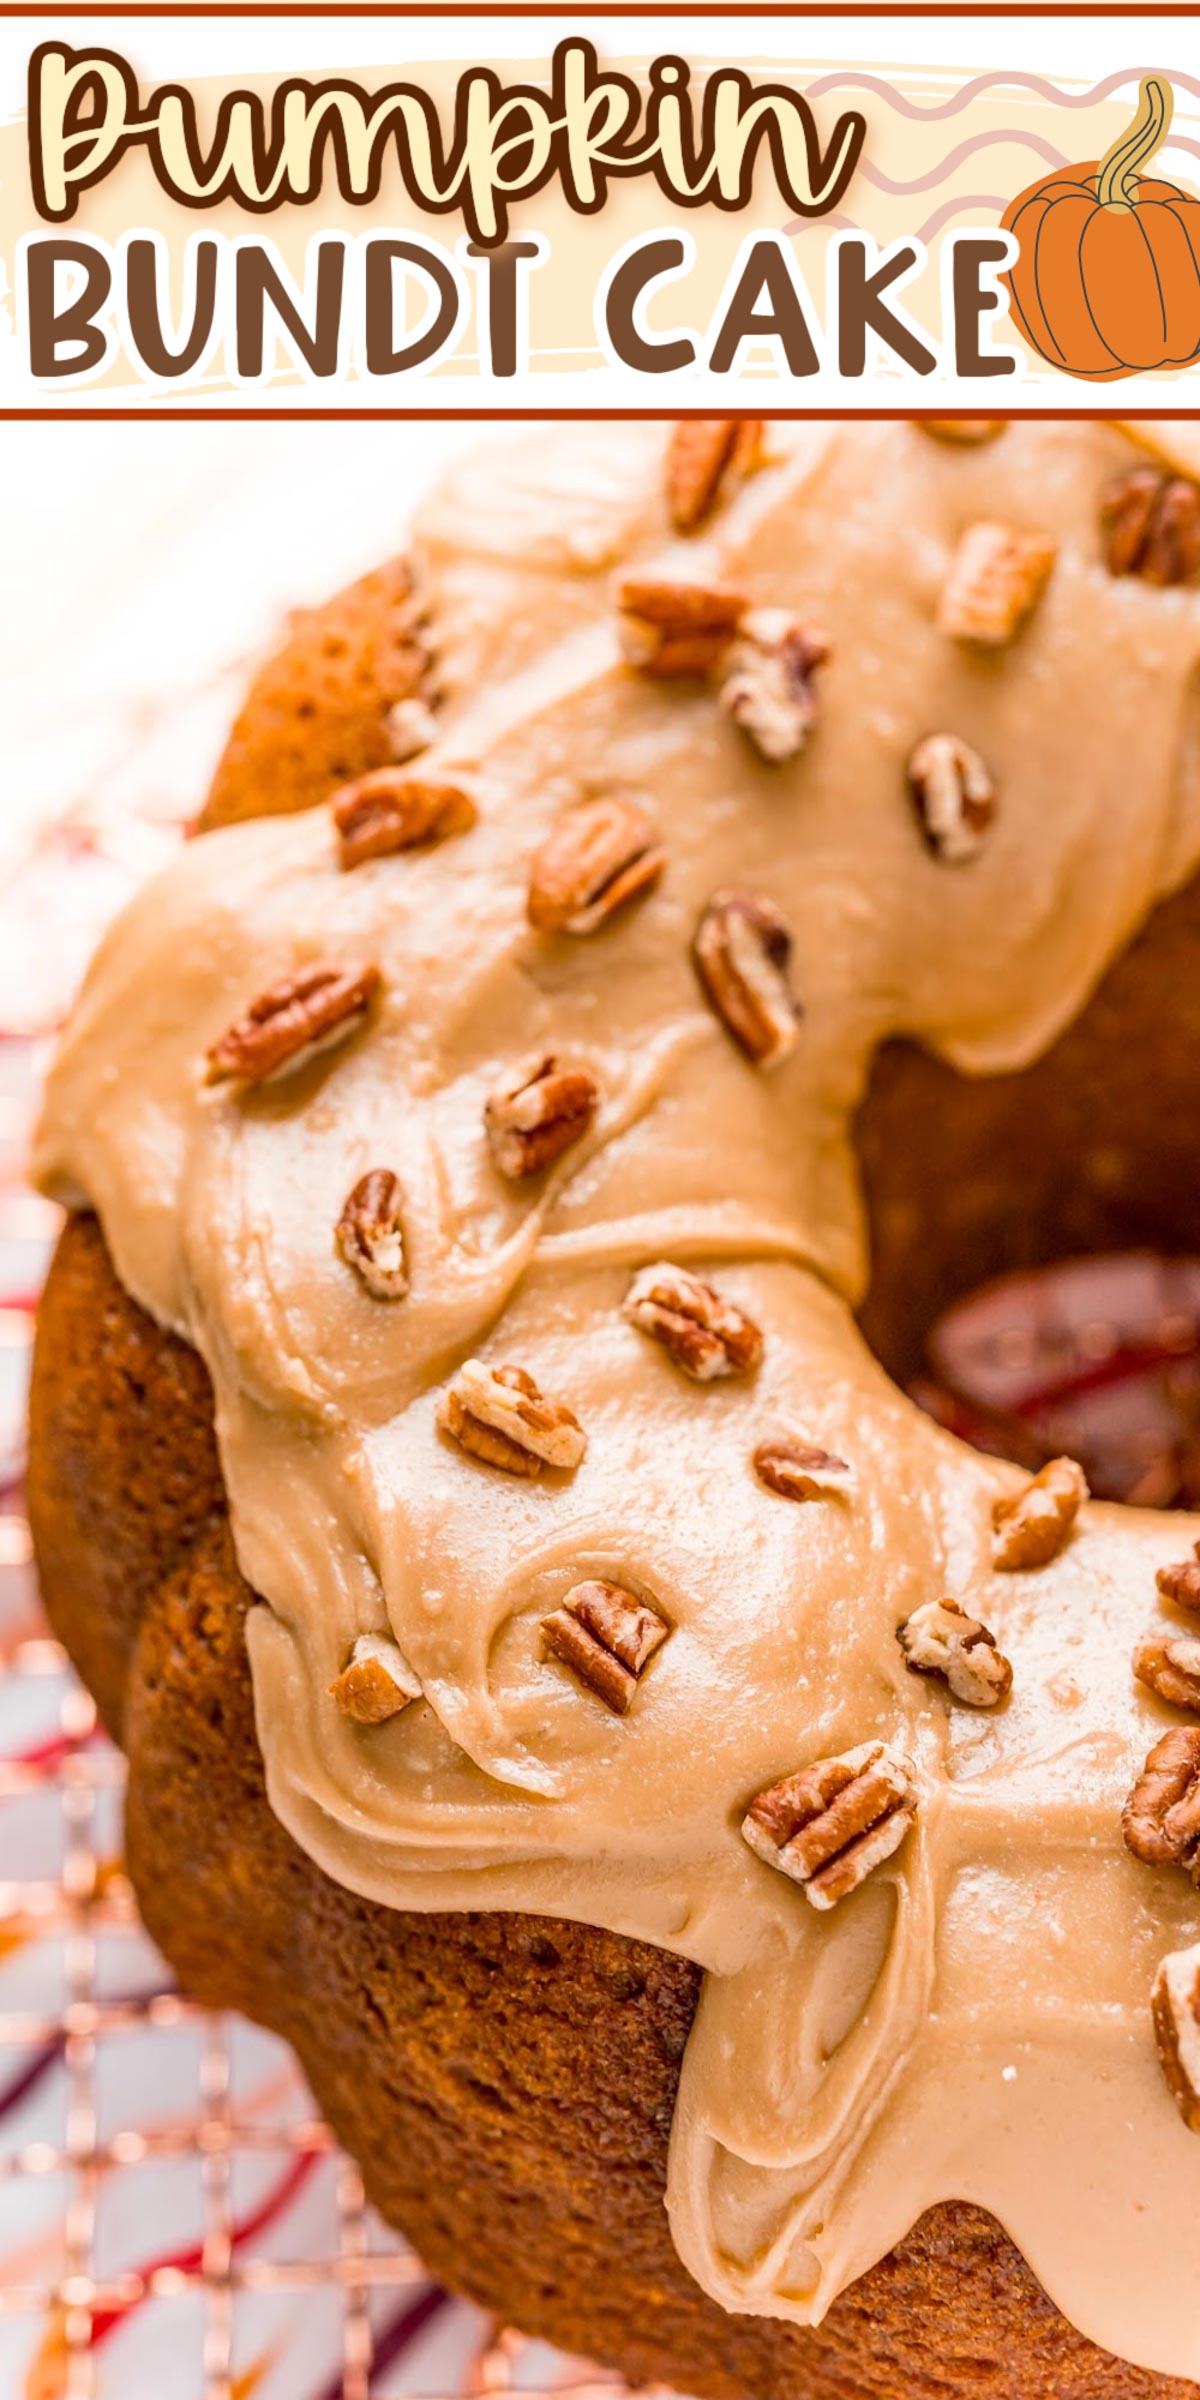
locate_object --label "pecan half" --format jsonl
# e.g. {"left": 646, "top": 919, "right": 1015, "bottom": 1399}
{"left": 1102, "top": 467, "right": 1200, "bottom": 586}
{"left": 920, "top": 419, "right": 1006, "bottom": 446}
{"left": 541, "top": 1579, "right": 670, "bottom": 1714}
{"left": 742, "top": 1741, "right": 918, "bottom": 1911}
{"left": 938, "top": 522, "right": 1057, "bottom": 646}
{"left": 719, "top": 611, "right": 829, "bottom": 764}
{"left": 329, "top": 1633, "right": 421, "bottom": 1724}
{"left": 1157, "top": 1543, "right": 1200, "bottom": 1615}
{"left": 754, "top": 1440, "right": 850, "bottom": 1501}
{"left": 897, "top": 1597, "right": 1013, "bottom": 1708}
{"left": 1152, "top": 1941, "right": 1200, "bottom": 2131}
{"left": 624, "top": 1262, "right": 763, "bottom": 1381}
{"left": 991, "top": 1457, "right": 1088, "bottom": 1571}
{"left": 333, "top": 769, "right": 476, "bottom": 869}
{"left": 1123, "top": 1727, "right": 1200, "bottom": 1876}
{"left": 436, "top": 1360, "right": 586, "bottom": 1478}
{"left": 616, "top": 577, "right": 747, "bottom": 679}
{"left": 666, "top": 417, "right": 764, "bottom": 533}
{"left": 335, "top": 1168, "right": 408, "bottom": 1300}
{"left": 1133, "top": 1632, "right": 1200, "bottom": 1714}
{"left": 485, "top": 1053, "right": 599, "bottom": 1179}
{"left": 907, "top": 734, "right": 996, "bottom": 864}
{"left": 692, "top": 890, "right": 799, "bottom": 1068}
{"left": 386, "top": 694, "right": 440, "bottom": 762}
{"left": 206, "top": 962, "right": 380, "bottom": 1088}
{"left": 527, "top": 796, "right": 665, "bottom": 936}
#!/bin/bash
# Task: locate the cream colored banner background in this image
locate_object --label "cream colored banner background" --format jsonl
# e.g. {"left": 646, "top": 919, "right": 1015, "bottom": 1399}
{"left": 2, "top": 16, "right": 1200, "bottom": 407}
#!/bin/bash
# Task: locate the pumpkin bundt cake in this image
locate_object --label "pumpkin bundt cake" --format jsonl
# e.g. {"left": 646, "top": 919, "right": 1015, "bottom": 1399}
{"left": 27, "top": 419, "right": 1200, "bottom": 2398}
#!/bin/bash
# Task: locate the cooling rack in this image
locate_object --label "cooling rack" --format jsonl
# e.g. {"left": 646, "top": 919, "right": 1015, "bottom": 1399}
{"left": 0, "top": 796, "right": 642, "bottom": 2400}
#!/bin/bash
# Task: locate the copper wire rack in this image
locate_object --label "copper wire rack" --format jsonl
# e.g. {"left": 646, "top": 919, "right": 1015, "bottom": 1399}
{"left": 0, "top": 801, "right": 643, "bottom": 2400}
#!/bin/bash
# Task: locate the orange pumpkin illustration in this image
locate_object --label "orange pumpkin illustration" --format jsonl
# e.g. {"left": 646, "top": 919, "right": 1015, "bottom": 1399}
{"left": 1001, "top": 75, "right": 1200, "bottom": 380}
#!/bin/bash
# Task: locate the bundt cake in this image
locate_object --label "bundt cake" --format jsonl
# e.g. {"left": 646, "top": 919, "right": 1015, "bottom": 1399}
{"left": 27, "top": 419, "right": 1200, "bottom": 2397}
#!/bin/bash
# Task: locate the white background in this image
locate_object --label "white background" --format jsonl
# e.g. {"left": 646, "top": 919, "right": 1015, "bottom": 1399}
{"left": 0, "top": 419, "right": 516, "bottom": 867}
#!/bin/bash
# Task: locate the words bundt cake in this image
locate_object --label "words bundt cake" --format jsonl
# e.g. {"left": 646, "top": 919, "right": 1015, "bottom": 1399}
{"left": 26, "top": 418, "right": 1200, "bottom": 2397}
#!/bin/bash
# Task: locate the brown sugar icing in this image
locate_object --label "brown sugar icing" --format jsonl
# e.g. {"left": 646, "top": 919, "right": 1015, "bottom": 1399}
{"left": 32, "top": 419, "right": 1200, "bottom": 2380}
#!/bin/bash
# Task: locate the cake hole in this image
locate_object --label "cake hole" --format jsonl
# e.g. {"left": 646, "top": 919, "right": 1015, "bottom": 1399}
{"left": 907, "top": 1251, "right": 1200, "bottom": 1506}
{"left": 855, "top": 868, "right": 1200, "bottom": 1506}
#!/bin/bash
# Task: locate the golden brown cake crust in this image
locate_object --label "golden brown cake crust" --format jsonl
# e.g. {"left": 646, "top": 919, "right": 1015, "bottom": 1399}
{"left": 203, "top": 556, "right": 425, "bottom": 828}
{"left": 27, "top": 1211, "right": 1198, "bottom": 2400}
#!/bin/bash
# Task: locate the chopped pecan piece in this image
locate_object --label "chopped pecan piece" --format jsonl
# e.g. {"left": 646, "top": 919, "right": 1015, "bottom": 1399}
{"left": 206, "top": 962, "right": 380, "bottom": 1088}
{"left": 329, "top": 1633, "right": 421, "bottom": 1724}
{"left": 938, "top": 521, "right": 1057, "bottom": 646}
{"left": 1133, "top": 1631, "right": 1200, "bottom": 1714}
{"left": 616, "top": 577, "right": 747, "bottom": 679}
{"left": 719, "top": 611, "right": 829, "bottom": 764}
{"left": 1157, "top": 1542, "right": 1200, "bottom": 1615}
{"left": 991, "top": 1457, "right": 1087, "bottom": 1571}
{"left": 624, "top": 1262, "right": 763, "bottom": 1381}
{"left": 897, "top": 1596, "right": 1013, "bottom": 1708}
{"left": 485, "top": 1052, "right": 599, "bottom": 1180}
{"left": 1152, "top": 1941, "right": 1200, "bottom": 2131}
{"left": 1123, "top": 1727, "right": 1200, "bottom": 1876}
{"left": 385, "top": 694, "right": 440, "bottom": 762}
{"left": 693, "top": 890, "right": 799, "bottom": 1068}
{"left": 333, "top": 769, "right": 476, "bottom": 869}
{"left": 907, "top": 734, "right": 996, "bottom": 864}
{"left": 336, "top": 1168, "right": 408, "bottom": 1300}
{"left": 541, "top": 1579, "right": 670, "bottom": 1714}
{"left": 754, "top": 1440, "right": 850, "bottom": 1501}
{"left": 436, "top": 1359, "right": 586, "bottom": 1478}
{"left": 1102, "top": 466, "right": 1200, "bottom": 586}
{"left": 666, "top": 417, "right": 764, "bottom": 532}
{"left": 742, "top": 1741, "right": 918, "bottom": 1911}
{"left": 527, "top": 796, "right": 665, "bottom": 936}
{"left": 920, "top": 419, "right": 1006, "bottom": 446}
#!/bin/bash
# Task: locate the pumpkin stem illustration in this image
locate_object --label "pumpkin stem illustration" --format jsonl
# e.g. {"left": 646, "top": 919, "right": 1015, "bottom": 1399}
{"left": 1097, "top": 75, "right": 1174, "bottom": 209}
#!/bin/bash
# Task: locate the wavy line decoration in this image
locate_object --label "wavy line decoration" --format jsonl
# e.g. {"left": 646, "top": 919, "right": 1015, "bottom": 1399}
{"left": 856, "top": 131, "right": 1068, "bottom": 196}
{"left": 804, "top": 66, "right": 1200, "bottom": 120}
{"left": 1000, "top": 74, "right": 1200, "bottom": 380}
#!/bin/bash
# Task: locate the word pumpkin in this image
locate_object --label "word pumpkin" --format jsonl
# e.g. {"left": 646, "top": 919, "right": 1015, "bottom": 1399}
{"left": 1001, "top": 76, "right": 1200, "bottom": 382}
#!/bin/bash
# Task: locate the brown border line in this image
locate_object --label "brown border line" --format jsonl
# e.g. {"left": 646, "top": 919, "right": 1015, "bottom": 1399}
{"left": 4, "top": 8, "right": 1200, "bottom": 18}
{"left": 6, "top": 7, "right": 1200, "bottom": 12}
{"left": 4, "top": 11, "right": 1199, "bottom": 414}
{"left": 1, "top": 410, "right": 1194, "bottom": 421}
